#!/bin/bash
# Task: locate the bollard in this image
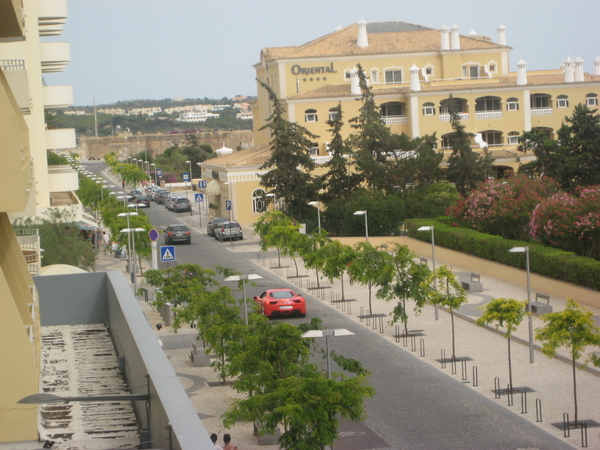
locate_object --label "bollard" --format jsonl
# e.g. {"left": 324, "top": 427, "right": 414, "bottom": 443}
{"left": 410, "top": 335, "right": 416, "bottom": 352}
{"left": 535, "top": 398, "right": 543, "bottom": 422}
{"left": 494, "top": 377, "right": 501, "bottom": 399}
{"left": 395, "top": 325, "right": 400, "bottom": 343}
{"left": 507, "top": 384, "right": 513, "bottom": 407}
{"left": 419, "top": 338, "right": 425, "bottom": 357}
{"left": 520, "top": 391, "right": 527, "bottom": 414}
{"left": 472, "top": 366, "right": 478, "bottom": 387}
{"left": 461, "top": 360, "right": 468, "bottom": 381}
{"left": 580, "top": 421, "right": 588, "bottom": 447}
{"left": 563, "top": 412, "right": 570, "bottom": 437}
{"left": 441, "top": 350, "right": 447, "bottom": 369}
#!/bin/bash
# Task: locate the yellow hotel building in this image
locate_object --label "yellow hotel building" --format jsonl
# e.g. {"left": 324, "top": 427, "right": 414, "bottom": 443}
{"left": 204, "top": 19, "right": 600, "bottom": 225}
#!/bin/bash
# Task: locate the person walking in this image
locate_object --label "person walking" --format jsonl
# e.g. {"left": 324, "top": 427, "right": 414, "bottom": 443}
{"left": 222, "top": 433, "right": 238, "bottom": 450}
{"left": 210, "top": 433, "right": 223, "bottom": 450}
{"left": 102, "top": 231, "right": 110, "bottom": 255}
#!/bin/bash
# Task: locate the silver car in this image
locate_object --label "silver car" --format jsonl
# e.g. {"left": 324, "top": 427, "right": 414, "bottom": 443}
{"left": 214, "top": 221, "right": 243, "bottom": 241}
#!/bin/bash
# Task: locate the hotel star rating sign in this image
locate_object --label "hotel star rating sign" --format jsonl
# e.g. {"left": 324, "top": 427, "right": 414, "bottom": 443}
{"left": 160, "top": 246, "right": 176, "bottom": 262}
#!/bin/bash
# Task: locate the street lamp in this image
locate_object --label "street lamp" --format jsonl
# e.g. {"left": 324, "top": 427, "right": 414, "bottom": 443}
{"left": 509, "top": 246, "right": 534, "bottom": 363}
{"left": 353, "top": 210, "right": 368, "bottom": 242}
{"left": 301, "top": 328, "right": 355, "bottom": 379}
{"left": 95, "top": 180, "right": 104, "bottom": 200}
{"left": 223, "top": 274, "right": 263, "bottom": 325}
{"left": 150, "top": 163, "right": 157, "bottom": 186}
{"left": 117, "top": 211, "right": 139, "bottom": 287}
{"left": 418, "top": 226, "right": 438, "bottom": 320}
{"left": 121, "top": 226, "right": 145, "bottom": 295}
{"left": 308, "top": 201, "right": 321, "bottom": 234}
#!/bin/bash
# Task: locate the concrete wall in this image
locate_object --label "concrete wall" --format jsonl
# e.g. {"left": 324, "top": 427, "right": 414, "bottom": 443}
{"left": 336, "top": 236, "right": 600, "bottom": 309}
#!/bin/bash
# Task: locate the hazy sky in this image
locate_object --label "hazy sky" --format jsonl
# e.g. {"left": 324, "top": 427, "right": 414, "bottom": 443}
{"left": 45, "top": 0, "right": 599, "bottom": 107}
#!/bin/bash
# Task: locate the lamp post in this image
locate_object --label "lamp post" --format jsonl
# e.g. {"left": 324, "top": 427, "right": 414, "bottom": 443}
{"left": 301, "top": 329, "right": 355, "bottom": 379}
{"left": 353, "top": 210, "right": 368, "bottom": 242}
{"left": 224, "top": 181, "right": 232, "bottom": 223}
{"left": 151, "top": 163, "right": 157, "bottom": 186}
{"left": 145, "top": 160, "right": 149, "bottom": 178}
{"left": 121, "top": 226, "right": 145, "bottom": 295}
{"left": 266, "top": 192, "right": 277, "bottom": 210}
{"left": 308, "top": 201, "right": 321, "bottom": 234}
{"left": 509, "top": 246, "right": 534, "bottom": 363}
{"left": 95, "top": 180, "right": 104, "bottom": 200}
{"left": 224, "top": 274, "right": 263, "bottom": 325}
{"left": 117, "top": 211, "right": 138, "bottom": 287}
{"left": 418, "top": 226, "right": 438, "bottom": 320}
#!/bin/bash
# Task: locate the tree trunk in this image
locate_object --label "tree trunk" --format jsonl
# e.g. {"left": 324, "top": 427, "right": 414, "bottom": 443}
{"left": 341, "top": 274, "right": 345, "bottom": 301}
{"left": 450, "top": 310, "right": 456, "bottom": 360}
{"left": 507, "top": 337, "right": 513, "bottom": 394}
{"left": 572, "top": 347, "right": 579, "bottom": 426}
{"left": 403, "top": 298, "right": 408, "bottom": 336}
{"left": 315, "top": 268, "right": 321, "bottom": 288}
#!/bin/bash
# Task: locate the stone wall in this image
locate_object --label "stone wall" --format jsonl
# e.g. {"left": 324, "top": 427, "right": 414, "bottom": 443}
{"left": 80, "top": 130, "right": 254, "bottom": 160}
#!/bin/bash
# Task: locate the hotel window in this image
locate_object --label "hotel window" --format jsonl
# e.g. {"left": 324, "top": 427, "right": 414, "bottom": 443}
{"left": 532, "top": 127, "right": 553, "bottom": 139}
{"left": 481, "top": 130, "right": 502, "bottom": 146}
{"left": 488, "top": 63, "right": 497, "bottom": 73}
{"left": 586, "top": 93, "right": 598, "bottom": 106}
{"left": 507, "top": 131, "right": 520, "bottom": 145}
{"left": 384, "top": 69, "right": 402, "bottom": 84}
{"left": 441, "top": 134, "right": 453, "bottom": 149}
{"left": 557, "top": 95, "right": 569, "bottom": 108}
{"left": 423, "top": 102, "right": 436, "bottom": 116}
{"left": 462, "top": 64, "right": 480, "bottom": 79}
{"left": 440, "top": 97, "right": 467, "bottom": 114}
{"left": 475, "top": 96, "right": 501, "bottom": 112}
{"left": 370, "top": 68, "right": 379, "bottom": 83}
{"left": 381, "top": 102, "right": 405, "bottom": 117}
{"left": 344, "top": 70, "right": 352, "bottom": 80}
{"left": 506, "top": 97, "right": 519, "bottom": 111}
{"left": 530, "top": 94, "right": 551, "bottom": 109}
{"left": 328, "top": 107, "right": 339, "bottom": 121}
{"left": 424, "top": 65, "right": 434, "bottom": 76}
{"left": 252, "top": 189, "right": 267, "bottom": 214}
{"left": 305, "top": 109, "right": 318, "bottom": 122}
{"left": 307, "top": 146, "right": 319, "bottom": 156}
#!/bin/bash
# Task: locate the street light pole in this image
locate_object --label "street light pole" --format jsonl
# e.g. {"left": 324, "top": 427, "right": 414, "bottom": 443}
{"left": 151, "top": 163, "right": 157, "bottom": 186}
{"left": 224, "top": 274, "right": 263, "bottom": 325}
{"left": 418, "top": 226, "right": 438, "bottom": 320}
{"left": 308, "top": 201, "right": 321, "bottom": 234}
{"left": 353, "top": 210, "right": 368, "bottom": 242}
{"left": 510, "top": 246, "right": 534, "bottom": 363}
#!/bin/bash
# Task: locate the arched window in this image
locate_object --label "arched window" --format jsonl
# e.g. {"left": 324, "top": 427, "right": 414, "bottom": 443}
{"left": 557, "top": 95, "right": 569, "bottom": 108}
{"left": 506, "top": 97, "right": 519, "bottom": 111}
{"left": 252, "top": 189, "right": 267, "bottom": 214}
{"left": 440, "top": 97, "right": 468, "bottom": 114}
{"left": 532, "top": 127, "right": 553, "bottom": 139}
{"left": 507, "top": 131, "right": 520, "bottom": 145}
{"left": 530, "top": 93, "right": 551, "bottom": 109}
{"left": 423, "top": 102, "right": 435, "bottom": 116}
{"left": 304, "top": 109, "right": 318, "bottom": 122}
{"left": 481, "top": 130, "right": 503, "bottom": 146}
{"left": 328, "top": 107, "right": 339, "bottom": 121}
{"left": 380, "top": 102, "right": 405, "bottom": 117}
{"left": 441, "top": 133, "right": 453, "bottom": 149}
{"left": 586, "top": 93, "right": 598, "bottom": 107}
{"left": 475, "top": 96, "right": 501, "bottom": 112}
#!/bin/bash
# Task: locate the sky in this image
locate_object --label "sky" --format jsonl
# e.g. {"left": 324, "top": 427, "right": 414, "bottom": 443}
{"left": 44, "top": 0, "right": 600, "bottom": 107}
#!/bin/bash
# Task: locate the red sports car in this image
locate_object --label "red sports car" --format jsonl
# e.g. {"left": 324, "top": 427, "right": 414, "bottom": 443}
{"left": 253, "top": 289, "right": 307, "bottom": 318}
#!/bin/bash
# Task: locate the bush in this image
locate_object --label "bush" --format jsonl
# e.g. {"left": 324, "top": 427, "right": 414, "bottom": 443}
{"left": 406, "top": 218, "right": 600, "bottom": 291}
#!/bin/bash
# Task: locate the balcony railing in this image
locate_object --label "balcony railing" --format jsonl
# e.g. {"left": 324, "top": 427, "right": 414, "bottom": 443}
{"left": 440, "top": 113, "right": 469, "bottom": 122}
{"left": 531, "top": 108, "right": 553, "bottom": 116}
{"left": 382, "top": 116, "right": 409, "bottom": 125}
{"left": 475, "top": 111, "right": 503, "bottom": 120}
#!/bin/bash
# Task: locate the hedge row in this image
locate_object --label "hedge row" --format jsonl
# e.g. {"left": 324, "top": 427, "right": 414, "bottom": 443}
{"left": 405, "top": 218, "right": 600, "bottom": 292}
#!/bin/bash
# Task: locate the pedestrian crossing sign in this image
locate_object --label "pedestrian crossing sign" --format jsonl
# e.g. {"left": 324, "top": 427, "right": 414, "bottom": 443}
{"left": 160, "top": 246, "right": 176, "bottom": 262}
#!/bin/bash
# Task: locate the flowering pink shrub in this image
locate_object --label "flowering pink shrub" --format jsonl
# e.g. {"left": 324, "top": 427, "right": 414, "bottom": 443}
{"left": 450, "top": 175, "right": 558, "bottom": 240}
{"left": 530, "top": 186, "right": 600, "bottom": 260}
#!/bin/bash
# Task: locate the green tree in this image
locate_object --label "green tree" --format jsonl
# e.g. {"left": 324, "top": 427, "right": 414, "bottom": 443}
{"left": 116, "top": 163, "right": 149, "bottom": 187}
{"left": 316, "top": 240, "right": 356, "bottom": 301}
{"left": 257, "top": 80, "right": 318, "bottom": 216}
{"left": 254, "top": 210, "right": 301, "bottom": 270}
{"left": 519, "top": 104, "right": 600, "bottom": 191}
{"left": 298, "top": 230, "right": 330, "bottom": 288}
{"left": 427, "top": 266, "right": 468, "bottom": 360}
{"left": 404, "top": 180, "right": 461, "bottom": 219}
{"left": 381, "top": 244, "right": 431, "bottom": 336}
{"left": 446, "top": 97, "right": 496, "bottom": 196}
{"left": 475, "top": 298, "right": 527, "bottom": 392}
{"left": 535, "top": 299, "right": 600, "bottom": 425}
{"left": 47, "top": 150, "right": 69, "bottom": 165}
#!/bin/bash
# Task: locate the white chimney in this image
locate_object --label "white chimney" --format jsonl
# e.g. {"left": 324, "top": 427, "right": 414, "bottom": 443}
{"left": 357, "top": 18, "right": 368, "bottom": 48}
{"left": 450, "top": 24, "right": 460, "bottom": 50}
{"left": 574, "top": 56, "right": 584, "bottom": 82}
{"left": 564, "top": 56, "right": 575, "bottom": 83}
{"left": 410, "top": 64, "right": 421, "bottom": 91}
{"left": 595, "top": 56, "right": 600, "bottom": 75}
{"left": 497, "top": 24, "right": 507, "bottom": 46}
{"left": 516, "top": 59, "right": 527, "bottom": 86}
{"left": 440, "top": 24, "right": 450, "bottom": 50}
{"left": 350, "top": 68, "right": 361, "bottom": 95}
{"left": 468, "top": 29, "right": 477, "bottom": 37}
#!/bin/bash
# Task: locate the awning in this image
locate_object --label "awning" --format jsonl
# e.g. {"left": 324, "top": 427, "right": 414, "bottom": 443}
{"left": 78, "top": 220, "right": 99, "bottom": 230}
{"left": 205, "top": 180, "right": 221, "bottom": 195}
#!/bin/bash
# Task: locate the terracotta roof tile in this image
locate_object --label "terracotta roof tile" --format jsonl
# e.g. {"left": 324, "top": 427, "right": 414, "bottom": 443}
{"left": 261, "top": 21, "right": 505, "bottom": 61}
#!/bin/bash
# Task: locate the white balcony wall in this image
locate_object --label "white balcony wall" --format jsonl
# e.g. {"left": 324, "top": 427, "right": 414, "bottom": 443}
{"left": 37, "top": 0, "right": 68, "bottom": 36}
{"left": 39, "top": 41, "right": 70, "bottom": 72}
{"left": 48, "top": 165, "right": 79, "bottom": 192}
{"left": 43, "top": 85, "right": 72, "bottom": 108}
{"left": 46, "top": 128, "right": 75, "bottom": 150}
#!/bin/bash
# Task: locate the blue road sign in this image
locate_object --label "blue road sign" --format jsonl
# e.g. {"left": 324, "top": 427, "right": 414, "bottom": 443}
{"left": 160, "top": 246, "right": 176, "bottom": 262}
{"left": 148, "top": 228, "right": 159, "bottom": 241}
{"left": 195, "top": 193, "right": 204, "bottom": 202}
{"left": 226, "top": 200, "right": 232, "bottom": 211}
{"left": 183, "top": 172, "right": 189, "bottom": 182}
{"left": 198, "top": 180, "right": 207, "bottom": 189}
{"left": 156, "top": 168, "right": 162, "bottom": 177}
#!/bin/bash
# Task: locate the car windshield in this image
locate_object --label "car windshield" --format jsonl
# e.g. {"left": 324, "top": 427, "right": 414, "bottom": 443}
{"left": 176, "top": 198, "right": 189, "bottom": 203}
{"left": 170, "top": 226, "right": 187, "bottom": 232}
{"left": 270, "top": 290, "right": 294, "bottom": 299}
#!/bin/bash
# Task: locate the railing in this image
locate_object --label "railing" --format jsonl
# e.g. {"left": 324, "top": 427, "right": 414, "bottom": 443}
{"left": 531, "top": 108, "right": 553, "bottom": 116}
{"left": 382, "top": 116, "right": 409, "bottom": 125}
{"left": 440, "top": 113, "right": 469, "bottom": 122}
{"left": 475, "top": 111, "right": 502, "bottom": 120}
{"left": 0, "top": 59, "right": 25, "bottom": 70}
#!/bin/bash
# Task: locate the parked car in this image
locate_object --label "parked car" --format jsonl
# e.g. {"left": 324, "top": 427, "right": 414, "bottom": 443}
{"left": 206, "top": 217, "right": 229, "bottom": 237}
{"left": 126, "top": 189, "right": 142, "bottom": 201}
{"left": 253, "top": 289, "right": 306, "bottom": 318}
{"left": 165, "top": 193, "right": 181, "bottom": 210}
{"left": 132, "top": 194, "right": 150, "bottom": 208}
{"left": 156, "top": 190, "right": 170, "bottom": 204}
{"left": 152, "top": 188, "right": 168, "bottom": 202}
{"left": 163, "top": 224, "right": 191, "bottom": 245}
{"left": 214, "top": 221, "right": 243, "bottom": 241}
{"left": 173, "top": 197, "right": 191, "bottom": 213}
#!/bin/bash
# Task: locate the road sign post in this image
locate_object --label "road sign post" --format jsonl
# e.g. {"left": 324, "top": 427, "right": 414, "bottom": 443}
{"left": 149, "top": 229, "right": 159, "bottom": 270}
{"left": 195, "top": 193, "right": 204, "bottom": 228}
{"left": 160, "top": 245, "right": 176, "bottom": 268}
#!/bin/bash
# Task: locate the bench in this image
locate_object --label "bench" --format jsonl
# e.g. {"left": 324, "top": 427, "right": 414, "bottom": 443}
{"left": 461, "top": 273, "right": 483, "bottom": 293}
{"left": 529, "top": 293, "right": 553, "bottom": 316}
{"left": 190, "top": 341, "right": 210, "bottom": 367}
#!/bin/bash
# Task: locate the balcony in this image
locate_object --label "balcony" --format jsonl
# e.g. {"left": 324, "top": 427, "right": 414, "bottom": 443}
{"left": 382, "top": 116, "right": 409, "bottom": 125}
{"left": 37, "top": 0, "right": 68, "bottom": 36}
{"left": 1, "top": 59, "right": 30, "bottom": 113}
{"left": 531, "top": 108, "right": 553, "bottom": 116}
{"left": 0, "top": 0, "right": 25, "bottom": 39}
{"left": 440, "top": 113, "right": 469, "bottom": 122}
{"left": 43, "top": 85, "right": 73, "bottom": 108}
{"left": 16, "top": 229, "right": 41, "bottom": 276}
{"left": 46, "top": 128, "right": 76, "bottom": 150}
{"left": 39, "top": 41, "right": 70, "bottom": 73}
{"left": 475, "top": 111, "right": 503, "bottom": 120}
